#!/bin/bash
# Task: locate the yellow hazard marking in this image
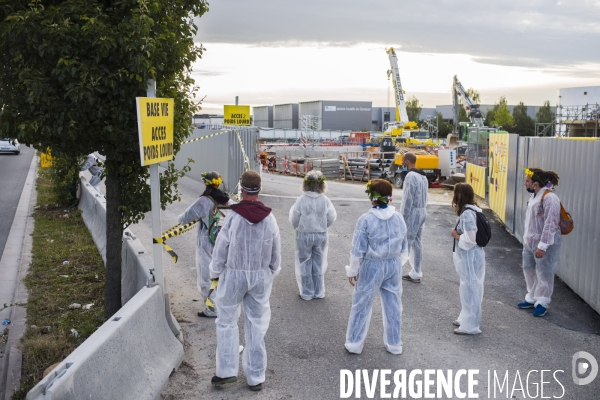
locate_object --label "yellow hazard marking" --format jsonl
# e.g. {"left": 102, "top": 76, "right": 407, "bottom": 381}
{"left": 206, "top": 279, "right": 219, "bottom": 312}
{"left": 153, "top": 220, "right": 199, "bottom": 263}
{"left": 182, "top": 130, "right": 229, "bottom": 145}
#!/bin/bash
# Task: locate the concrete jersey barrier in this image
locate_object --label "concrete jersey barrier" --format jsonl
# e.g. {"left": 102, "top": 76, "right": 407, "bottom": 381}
{"left": 26, "top": 285, "right": 183, "bottom": 400}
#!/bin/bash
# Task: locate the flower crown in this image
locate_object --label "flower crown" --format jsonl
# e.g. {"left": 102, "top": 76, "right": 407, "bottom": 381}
{"left": 304, "top": 173, "right": 326, "bottom": 186}
{"left": 365, "top": 181, "right": 389, "bottom": 204}
{"left": 201, "top": 172, "right": 222, "bottom": 188}
{"left": 524, "top": 167, "right": 551, "bottom": 187}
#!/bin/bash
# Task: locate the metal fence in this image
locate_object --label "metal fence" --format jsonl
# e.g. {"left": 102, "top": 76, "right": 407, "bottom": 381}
{"left": 503, "top": 137, "right": 600, "bottom": 313}
{"left": 161, "top": 127, "right": 260, "bottom": 194}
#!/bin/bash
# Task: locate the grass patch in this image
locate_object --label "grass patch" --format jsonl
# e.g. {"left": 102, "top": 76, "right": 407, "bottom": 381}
{"left": 12, "top": 168, "right": 105, "bottom": 399}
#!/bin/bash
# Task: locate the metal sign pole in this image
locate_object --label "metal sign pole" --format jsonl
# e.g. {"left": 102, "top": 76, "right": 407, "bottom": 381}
{"left": 147, "top": 79, "right": 166, "bottom": 292}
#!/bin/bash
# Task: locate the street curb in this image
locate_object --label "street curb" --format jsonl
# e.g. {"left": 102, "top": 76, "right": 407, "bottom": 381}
{"left": 0, "top": 154, "right": 37, "bottom": 400}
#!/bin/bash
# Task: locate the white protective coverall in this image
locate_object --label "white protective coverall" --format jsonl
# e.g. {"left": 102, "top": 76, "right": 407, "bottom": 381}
{"left": 345, "top": 205, "right": 409, "bottom": 354}
{"left": 453, "top": 205, "right": 486, "bottom": 334}
{"left": 81, "top": 153, "right": 104, "bottom": 187}
{"left": 289, "top": 191, "right": 337, "bottom": 300}
{"left": 209, "top": 202, "right": 281, "bottom": 386}
{"left": 178, "top": 196, "right": 234, "bottom": 317}
{"left": 522, "top": 187, "right": 562, "bottom": 308}
{"left": 400, "top": 170, "right": 429, "bottom": 280}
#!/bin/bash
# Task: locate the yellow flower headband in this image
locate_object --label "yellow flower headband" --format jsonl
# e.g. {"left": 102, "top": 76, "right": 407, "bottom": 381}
{"left": 524, "top": 168, "right": 534, "bottom": 178}
{"left": 201, "top": 172, "right": 222, "bottom": 188}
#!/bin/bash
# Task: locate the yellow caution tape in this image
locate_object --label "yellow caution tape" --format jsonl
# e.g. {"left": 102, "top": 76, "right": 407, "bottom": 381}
{"left": 153, "top": 220, "right": 199, "bottom": 263}
{"left": 234, "top": 130, "right": 253, "bottom": 200}
{"left": 205, "top": 279, "right": 219, "bottom": 312}
{"left": 182, "top": 130, "right": 229, "bottom": 145}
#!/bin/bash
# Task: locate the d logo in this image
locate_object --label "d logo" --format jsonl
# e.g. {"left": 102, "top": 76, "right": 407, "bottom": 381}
{"left": 572, "top": 351, "right": 598, "bottom": 385}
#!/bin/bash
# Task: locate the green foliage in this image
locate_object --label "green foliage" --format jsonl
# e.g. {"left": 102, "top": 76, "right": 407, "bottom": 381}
{"left": 0, "top": 0, "right": 208, "bottom": 227}
{"left": 48, "top": 152, "right": 85, "bottom": 206}
{"left": 493, "top": 96, "right": 514, "bottom": 131}
{"left": 458, "top": 107, "right": 470, "bottom": 123}
{"left": 512, "top": 102, "right": 535, "bottom": 136}
{"left": 0, "top": 0, "right": 209, "bottom": 317}
{"left": 536, "top": 100, "right": 555, "bottom": 123}
{"left": 12, "top": 169, "right": 105, "bottom": 399}
{"left": 406, "top": 96, "right": 422, "bottom": 123}
{"left": 436, "top": 112, "right": 453, "bottom": 136}
{"left": 467, "top": 88, "right": 480, "bottom": 103}
{"left": 485, "top": 108, "right": 496, "bottom": 127}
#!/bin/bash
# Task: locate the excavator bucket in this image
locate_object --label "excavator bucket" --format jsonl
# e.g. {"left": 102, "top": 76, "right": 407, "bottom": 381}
{"left": 447, "top": 134, "right": 459, "bottom": 147}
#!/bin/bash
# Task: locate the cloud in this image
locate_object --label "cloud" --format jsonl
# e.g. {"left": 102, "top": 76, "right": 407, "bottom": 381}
{"left": 195, "top": 0, "right": 600, "bottom": 67}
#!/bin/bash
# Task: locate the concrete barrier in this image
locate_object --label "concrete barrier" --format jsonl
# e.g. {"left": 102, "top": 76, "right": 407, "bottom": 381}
{"left": 26, "top": 285, "right": 183, "bottom": 400}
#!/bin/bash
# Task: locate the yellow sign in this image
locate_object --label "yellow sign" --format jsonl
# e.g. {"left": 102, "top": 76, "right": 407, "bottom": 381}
{"left": 488, "top": 133, "right": 510, "bottom": 223}
{"left": 40, "top": 147, "right": 53, "bottom": 168}
{"left": 466, "top": 163, "right": 487, "bottom": 198}
{"left": 224, "top": 105, "right": 251, "bottom": 126}
{"left": 136, "top": 97, "right": 175, "bottom": 166}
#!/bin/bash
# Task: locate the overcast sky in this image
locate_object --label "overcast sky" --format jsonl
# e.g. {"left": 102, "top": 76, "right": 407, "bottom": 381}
{"left": 191, "top": 0, "right": 600, "bottom": 114}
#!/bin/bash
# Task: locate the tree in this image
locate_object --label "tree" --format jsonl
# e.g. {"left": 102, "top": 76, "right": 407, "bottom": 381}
{"left": 0, "top": 0, "right": 208, "bottom": 319}
{"left": 493, "top": 96, "right": 514, "bottom": 131}
{"left": 536, "top": 101, "right": 555, "bottom": 124}
{"left": 406, "top": 96, "right": 422, "bottom": 123}
{"left": 458, "top": 107, "right": 470, "bottom": 123}
{"left": 436, "top": 112, "right": 453, "bottom": 136}
{"left": 485, "top": 108, "right": 496, "bottom": 127}
{"left": 512, "top": 102, "right": 535, "bottom": 136}
{"left": 467, "top": 88, "right": 481, "bottom": 103}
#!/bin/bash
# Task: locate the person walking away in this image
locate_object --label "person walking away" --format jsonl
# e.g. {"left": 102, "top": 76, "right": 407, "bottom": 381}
{"left": 450, "top": 183, "right": 486, "bottom": 335}
{"left": 209, "top": 170, "right": 281, "bottom": 391}
{"left": 289, "top": 170, "right": 337, "bottom": 300}
{"left": 178, "top": 171, "right": 233, "bottom": 318}
{"left": 518, "top": 168, "right": 562, "bottom": 317}
{"left": 345, "top": 179, "right": 408, "bottom": 354}
{"left": 399, "top": 152, "right": 428, "bottom": 283}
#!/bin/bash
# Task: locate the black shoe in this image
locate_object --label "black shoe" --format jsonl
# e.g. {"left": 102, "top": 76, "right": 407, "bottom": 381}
{"left": 198, "top": 311, "right": 217, "bottom": 318}
{"left": 211, "top": 375, "right": 237, "bottom": 386}
{"left": 249, "top": 383, "right": 263, "bottom": 391}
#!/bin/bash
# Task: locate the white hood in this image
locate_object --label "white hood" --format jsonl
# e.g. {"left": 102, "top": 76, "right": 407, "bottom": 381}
{"left": 303, "top": 191, "right": 322, "bottom": 198}
{"left": 369, "top": 205, "right": 397, "bottom": 220}
{"left": 464, "top": 204, "right": 483, "bottom": 213}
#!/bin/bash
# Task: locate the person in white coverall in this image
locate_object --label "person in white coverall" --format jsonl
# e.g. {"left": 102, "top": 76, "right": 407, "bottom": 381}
{"left": 450, "top": 183, "right": 486, "bottom": 335}
{"left": 399, "top": 152, "right": 429, "bottom": 283}
{"left": 178, "top": 171, "right": 233, "bottom": 318}
{"left": 209, "top": 170, "right": 281, "bottom": 391}
{"left": 518, "top": 168, "right": 562, "bottom": 317}
{"left": 345, "top": 179, "right": 409, "bottom": 355}
{"left": 289, "top": 170, "right": 337, "bottom": 300}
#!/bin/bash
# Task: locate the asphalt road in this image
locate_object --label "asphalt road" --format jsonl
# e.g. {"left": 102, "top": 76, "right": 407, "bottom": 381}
{"left": 0, "top": 146, "right": 34, "bottom": 260}
{"left": 128, "top": 172, "right": 600, "bottom": 399}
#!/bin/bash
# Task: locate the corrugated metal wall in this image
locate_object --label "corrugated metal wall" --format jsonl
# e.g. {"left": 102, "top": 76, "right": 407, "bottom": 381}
{"left": 273, "top": 104, "right": 298, "bottom": 129}
{"left": 162, "top": 128, "right": 260, "bottom": 194}
{"left": 507, "top": 137, "right": 600, "bottom": 313}
{"left": 504, "top": 134, "right": 520, "bottom": 232}
{"left": 299, "top": 101, "right": 323, "bottom": 130}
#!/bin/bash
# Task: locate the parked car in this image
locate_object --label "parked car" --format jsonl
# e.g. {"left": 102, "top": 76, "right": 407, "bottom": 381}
{"left": 0, "top": 138, "right": 20, "bottom": 155}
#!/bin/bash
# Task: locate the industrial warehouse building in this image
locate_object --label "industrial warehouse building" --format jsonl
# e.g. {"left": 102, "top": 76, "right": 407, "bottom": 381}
{"left": 253, "top": 106, "right": 273, "bottom": 128}
{"left": 274, "top": 103, "right": 299, "bottom": 129}
{"left": 556, "top": 86, "right": 599, "bottom": 137}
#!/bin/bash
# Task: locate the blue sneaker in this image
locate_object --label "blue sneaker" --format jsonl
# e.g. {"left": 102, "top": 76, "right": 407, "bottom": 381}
{"left": 533, "top": 305, "right": 547, "bottom": 317}
{"left": 518, "top": 301, "right": 535, "bottom": 309}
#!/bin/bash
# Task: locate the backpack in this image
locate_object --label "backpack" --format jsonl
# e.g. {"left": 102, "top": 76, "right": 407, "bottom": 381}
{"left": 541, "top": 191, "right": 574, "bottom": 235}
{"left": 454, "top": 206, "right": 492, "bottom": 250}
{"left": 202, "top": 196, "right": 231, "bottom": 245}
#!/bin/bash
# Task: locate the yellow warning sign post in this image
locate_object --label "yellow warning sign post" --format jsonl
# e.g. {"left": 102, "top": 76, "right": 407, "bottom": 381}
{"left": 136, "top": 97, "right": 175, "bottom": 166}
{"left": 224, "top": 105, "right": 251, "bottom": 126}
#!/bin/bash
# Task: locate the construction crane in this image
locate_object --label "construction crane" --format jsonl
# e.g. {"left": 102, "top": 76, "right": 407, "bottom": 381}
{"left": 452, "top": 75, "right": 485, "bottom": 128}
{"left": 385, "top": 47, "right": 411, "bottom": 135}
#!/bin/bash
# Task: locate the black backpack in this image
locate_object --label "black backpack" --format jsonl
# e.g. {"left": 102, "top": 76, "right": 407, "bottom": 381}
{"left": 453, "top": 207, "right": 492, "bottom": 250}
